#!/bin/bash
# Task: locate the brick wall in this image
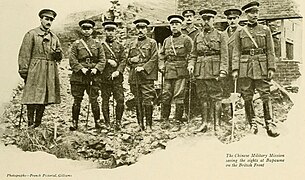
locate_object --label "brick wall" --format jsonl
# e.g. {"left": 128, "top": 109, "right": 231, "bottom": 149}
{"left": 273, "top": 61, "right": 301, "bottom": 86}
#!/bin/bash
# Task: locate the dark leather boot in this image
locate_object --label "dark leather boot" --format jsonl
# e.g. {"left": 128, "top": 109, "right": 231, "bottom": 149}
{"left": 136, "top": 105, "right": 145, "bottom": 131}
{"left": 27, "top": 105, "right": 35, "bottom": 127}
{"left": 145, "top": 104, "right": 153, "bottom": 132}
{"left": 102, "top": 108, "right": 110, "bottom": 127}
{"left": 92, "top": 104, "right": 101, "bottom": 129}
{"left": 115, "top": 104, "right": 124, "bottom": 130}
{"left": 34, "top": 105, "right": 45, "bottom": 127}
{"left": 214, "top": 101, "right": 222, "bottom": 130}
{"left": 245, "top": 100, "right": 258, "bottom": 134}
{"left": 196, "top": 101, "right": 208, "bottom": 133}
{"left": 161, "top": 103, "right": 171, "bottom": 129}
{"left": 172, "top": 104, "right": 184, "bottom": 132}
{"left": 263, "top": 100, "right": 280, "bottom": 137}
{"left": 70, "top": 104, "right": 80, "bottom": 131}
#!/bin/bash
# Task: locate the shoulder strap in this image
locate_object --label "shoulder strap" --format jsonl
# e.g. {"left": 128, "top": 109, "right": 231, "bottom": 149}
{"left": 242, "top": 26, "right": 259, "bottom": 48}
{"left": 80, "top": 39, "right": 93, "bottom": 57}
{"left": 170, "top": 36, "right": 177, "bottom": 56}
{"left": 135, "top": 39, "right": 146, "bottom": 58}
{"left": 102, "top": 41, "right": 117, "bottom": 59}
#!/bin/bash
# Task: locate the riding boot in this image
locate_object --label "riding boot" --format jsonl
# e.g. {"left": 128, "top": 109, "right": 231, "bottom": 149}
{"left": 244, "top": 100, "right": 258, "bottom": 134}
{"left": 35, "top": 105, "right": 45, "bottom": 127}
{"left": 115, "top": 104, "right": 124, "bottom": 130}
{"left": 145, "top": 104, "right": 153, "bottom": 131}
{"left": 195, "top": 101, "right": 208, "bottom": 133}
{"left": 70, "top": 104, "right": 80, "bottom": 131}
{"left": 263, "top": 100, "right": 280, "bottom": 137}
{"left": 136, "top": 105, "right": 144, "bottom": 131}
{"left": 27, "top": 105, "right": 35, "bottom": 127}
{"left": 92, "top": 104, "right": 101, "bottom": 129}
{"left": 172, "top": 104, "right": 184, "bottom": 132}
{"left": 214, "top": 101, "right": 222, "bottom": 129}
{"left": 102, "top": 107, "right": 110, "bottom": 127}
{"left": 161, "top": 103, "right": 171, "bottom": 129}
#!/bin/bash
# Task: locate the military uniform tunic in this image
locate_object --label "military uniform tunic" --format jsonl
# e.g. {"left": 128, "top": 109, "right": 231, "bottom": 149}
{"left": 189, "top": 28, "right": 228, "bottom": 101}
{"left": 232, "top": 23, "right": 276, "bottom": 101}
{"left": 126, "top": 37, "right": 158, "bottom": 105}
{"left": 159, "top": 33, "right": 193, "bottom": 104}
{"left": 100, "top": 39, "right": 126, "bottom": 109}
{"left": 69, "top": 37, "right": 106, "bottom": 104}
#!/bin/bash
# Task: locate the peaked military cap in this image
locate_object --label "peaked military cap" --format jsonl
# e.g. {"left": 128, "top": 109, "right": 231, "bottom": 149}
{"left": 133, "top": 18, "right": 150, "bottom": 27}
{"left": 242, "top": 1, "right": 260, "bottom": 12}
{"left": 182, "top": 9, "right": 195, "bottom": 17}
{"left": 79, "top": 19, "right": 95, "bottom": 28}
{"left": 102, "top": 21, "right": 118, "bottom": 29}
{"left": 38, "top": 9, "right": 57, "bottom": 19}
{"left": 199, "top": 9, "right": 217, "bottom": 17}
{"left": 224, "top": 8, "right": 242, "bottom": 17}
{"left": 167, "top": 14, "right": 184, "bottom": 24}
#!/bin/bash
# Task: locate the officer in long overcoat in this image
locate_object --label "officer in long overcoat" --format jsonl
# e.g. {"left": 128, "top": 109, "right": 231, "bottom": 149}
{"left": 18, "top": 9, "right": 63, "bottom": 128}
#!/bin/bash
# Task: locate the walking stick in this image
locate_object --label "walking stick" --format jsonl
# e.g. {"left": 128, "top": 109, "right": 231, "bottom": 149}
{"left": 188, "top": 72, "right": 193, "bottom": 125}
{"left": 160, "top": 71, "right": 164, "bottom": 121}
{"left": 135, "top": 72, "right": 144, "bottom": 130}
{"left": 86, "top": 71, "right": 92, "bottom": 129}
{"left": 231, "top": 78, "right": 237, "bottom": 141}
{"left": 112, "top": 92, "right": 115, "bottom": 125}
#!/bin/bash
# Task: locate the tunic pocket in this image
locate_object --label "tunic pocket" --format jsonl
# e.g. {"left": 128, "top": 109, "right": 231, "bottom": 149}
{"left": 176, "top": 63, "right": 188, "bottom": 77}
{"left": 194, "top": 62, "right": 201, "bottom": 77}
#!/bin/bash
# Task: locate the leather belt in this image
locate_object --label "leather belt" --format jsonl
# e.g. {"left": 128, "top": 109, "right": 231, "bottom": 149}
{"left": 198, "top": 50, "right": 220, "bottom": 56}
{"left": 167, "top": 56, "right": 186, "bottom": 61}
{"left": 242, "top": 48, "right": 265, "bottom": 56}
{"left": 80, "top": 57, "right": 97, "bottom": 63}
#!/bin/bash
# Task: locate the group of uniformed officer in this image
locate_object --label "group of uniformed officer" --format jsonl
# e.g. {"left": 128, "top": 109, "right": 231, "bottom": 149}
{"left": 19, "top": 1, "right": 279, "bottom": 137}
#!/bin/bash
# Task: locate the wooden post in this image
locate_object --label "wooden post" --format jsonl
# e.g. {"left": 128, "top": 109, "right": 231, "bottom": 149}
{"left": 280, "top": 19, "right": 286, "bottom": 61}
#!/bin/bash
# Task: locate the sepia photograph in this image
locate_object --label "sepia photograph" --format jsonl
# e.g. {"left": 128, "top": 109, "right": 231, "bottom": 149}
{"left": 0, "top": 0, "right": 304, "bottom": 179}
